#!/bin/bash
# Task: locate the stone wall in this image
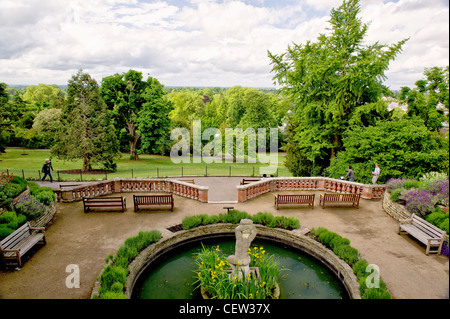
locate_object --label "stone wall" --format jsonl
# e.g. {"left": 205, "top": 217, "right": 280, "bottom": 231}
{"left": 382, "top": 191, "right": 411, "bottom": 221}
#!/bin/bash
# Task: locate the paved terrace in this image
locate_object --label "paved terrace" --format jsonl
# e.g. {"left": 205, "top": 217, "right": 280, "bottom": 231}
{"left": 0, "top": 178, "right": 448, "bottom": 299}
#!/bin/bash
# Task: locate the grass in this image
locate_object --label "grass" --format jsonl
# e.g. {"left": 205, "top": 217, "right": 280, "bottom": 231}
{"left": 0, "top": 148, "right": 291, "bottom": 181}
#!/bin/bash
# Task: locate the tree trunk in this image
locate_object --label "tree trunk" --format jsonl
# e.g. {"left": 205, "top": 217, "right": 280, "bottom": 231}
{"left": 128, "top": 122, "right": 140, "bottom": 160}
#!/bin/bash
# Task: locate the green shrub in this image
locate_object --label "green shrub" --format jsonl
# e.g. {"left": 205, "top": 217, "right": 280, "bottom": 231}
{"left": 352, "top": 259, "right": 369, "bottom": 279}
{"left": 182, "top": 215, "right": 204, "bottom": 230}
{"left": 222, "top": 210, "right": 252, "bottom": 224}
{"left": 329, "top": 236, "right": 351, "bottom": 250}
{"left": 275, "top": 216, "right": 300, "bottom": 229}
{"left": 100, "top": 291, "right": 127, "bottom": 299}
{"left": 358, "top": 277, "right": 391, "bottom": 299}
{"left": 11, "top": 176, "right": 27, "bottom": 186}
{"left": 439, "top": 219, "right": 449, "bottom": 234}
{"left": 0, "top": 224, "right": 15, "bottom": 239}
{"left": 403, "top": 179, "right": 421, "bottom": 190}
{"left": 251, "top": 212, "right": 276, "bottom": 228}
{"left": 96, "top": 230, "right": 161, "bottom": 299}
{"left": 4, "top": 183, "right": 26, "bottom": 198}
{"left": 390, "top": 188, "right": 403, "bottom": 202}
{"left": 334, "top": 244, "right": 359, "bottom": 266}
{"left": 0, "top": 211, "right": 27, "bottom": 237}
{"left": 100, "top": 265, "right": 128, "bottom": 290}
{"left": 0, "top": 211, "right": 17, "bottom": 224}
{"left": 317, "top": 229, "right": 338, "bottom": 246}
{"left": 34, "top": 191, "right": 56, "bottom": 205}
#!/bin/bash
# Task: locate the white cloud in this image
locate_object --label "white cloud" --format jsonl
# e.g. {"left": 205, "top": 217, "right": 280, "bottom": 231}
{"left": 0, "top": 0, "right": 448, "bottom": 90}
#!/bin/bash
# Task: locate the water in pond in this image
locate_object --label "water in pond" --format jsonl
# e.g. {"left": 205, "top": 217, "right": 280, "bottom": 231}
{"left": 132, "top": 237, "right": 348, "bottom": 299}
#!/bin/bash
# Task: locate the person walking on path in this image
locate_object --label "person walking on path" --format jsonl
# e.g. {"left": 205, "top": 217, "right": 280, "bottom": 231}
{"left": 41, "top": 159, "right": 53, "bottom": 182}
{"left": 372, "top": 163, "right": 380, "bottom": 184}
{"left": 344, "top": 166, "right": 355, "bottom": 182}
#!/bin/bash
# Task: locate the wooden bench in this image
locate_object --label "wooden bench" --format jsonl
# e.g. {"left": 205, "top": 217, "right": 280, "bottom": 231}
{"left": 83, "top": 196, "right": 126, "bottom": 213}
{"left": 399, "top": 213, "right": 447, "bottom": 255}
{"left": 176, "top": 179, "right": 195, "bottom": 184}
{"left": 133, "top": 194, "right": 174, "bottom": 212}
{"left": 240, "top": 178, "right": 260, "bottom": 185}
{"left": 0, "top": 222, "right": 46, "bottom": 268}
{"left": 319, "top": 193, "right": 361, "bottom": 209}
{"left": 275, "top": 194, "right": 315, "bottom": 209}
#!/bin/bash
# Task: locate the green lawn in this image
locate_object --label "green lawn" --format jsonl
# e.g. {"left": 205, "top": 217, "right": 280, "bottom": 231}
{"left": 0, "top": 148, "right": 291, "bottom": 181}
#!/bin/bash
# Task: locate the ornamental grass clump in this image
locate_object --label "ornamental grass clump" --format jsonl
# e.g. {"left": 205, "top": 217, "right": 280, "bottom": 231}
{"left": 181, "top": 211, "right": 300, "bottom": 231}
{"left": 96, "top": 230, "right": 161, "bottom": 299}
{"left": 309, "top": 227, "right": 391, "bottom": 299}
{"left": 194, "top": 245, "right": 280, "bottom": 299}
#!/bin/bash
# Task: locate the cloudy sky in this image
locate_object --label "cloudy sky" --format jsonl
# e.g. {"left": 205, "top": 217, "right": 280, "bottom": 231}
{"left": 0, "top": 0, "right": 448, "bottom": 90}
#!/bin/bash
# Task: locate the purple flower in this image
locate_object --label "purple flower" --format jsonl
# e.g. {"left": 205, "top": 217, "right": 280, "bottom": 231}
{"left": 386, "top": 178, "right": 407, "bottom": 193}
{"left": 404, "top": 189, "right": 437, "bottom": 217}
{"left": 441, "top": 239, "right": 449, "bottom": 258}
{"left": 429, "top": 179, "right": 449, "bottom": 206}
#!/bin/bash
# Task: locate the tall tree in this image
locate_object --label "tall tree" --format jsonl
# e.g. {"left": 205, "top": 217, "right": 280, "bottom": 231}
{"left": 101, "top": 70, "right": 172, "bottom": 160}
{"left": 400, "top": 66, "right": 449, "bottom": 132}
{"left": 0, "top": 83, "right": 11, "bottom": 153}
{"left": 268, "top": 0, "right": 407, "bottom": 176}
{"left": 52, "top": 70, "right": 119, "bottom": 170}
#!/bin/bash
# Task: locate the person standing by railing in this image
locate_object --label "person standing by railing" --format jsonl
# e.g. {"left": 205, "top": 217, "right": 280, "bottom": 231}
{"left": 344, "top": 166, "right": 355, "bottom": 182}
{"left": 372, "top": 163, "right": 380, "bottom": 184}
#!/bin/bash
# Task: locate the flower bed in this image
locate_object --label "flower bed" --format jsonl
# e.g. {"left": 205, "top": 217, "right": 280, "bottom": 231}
{"left": 385, "top": 172, "right": 449, "bottom": 257}
{"left": 0, "top": 173, "right": 56, "bottom": 240}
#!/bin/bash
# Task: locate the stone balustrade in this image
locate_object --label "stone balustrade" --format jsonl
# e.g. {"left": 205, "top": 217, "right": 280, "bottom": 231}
{"left": 237, "top": 177, "right": 385, "bottom": 202}
{"left": 56, "top": 178, "right": 208, "bottom": 203}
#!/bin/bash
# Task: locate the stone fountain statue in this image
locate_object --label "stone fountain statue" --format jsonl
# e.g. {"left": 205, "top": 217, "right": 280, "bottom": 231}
{"left": 227, "top": 219, "right": 258, "bottom": 280}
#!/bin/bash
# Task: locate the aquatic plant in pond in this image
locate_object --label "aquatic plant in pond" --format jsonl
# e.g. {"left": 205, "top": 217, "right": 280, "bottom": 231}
{"left": 194, "top": 244, "right": 280, "bottom": 299}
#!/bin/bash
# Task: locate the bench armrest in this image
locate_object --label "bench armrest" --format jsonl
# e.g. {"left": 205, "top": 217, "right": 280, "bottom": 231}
{"left": 1, "top": 249, "right": 20, "bottom": 254}
{"left": 30, "top": 226, "right": 45, "bottom": 232}
{"left": 398, "top": 218, "right": 412, "bottom": 224}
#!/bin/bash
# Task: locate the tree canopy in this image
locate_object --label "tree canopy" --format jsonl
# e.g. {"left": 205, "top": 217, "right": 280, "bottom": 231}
{"left": 269, "top": 0, "right": 408, "bottom": 176}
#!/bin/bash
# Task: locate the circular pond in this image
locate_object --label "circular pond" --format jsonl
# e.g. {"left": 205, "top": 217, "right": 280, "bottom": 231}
{"left": 132, "top": 236, "right": 349, "bottom": 299}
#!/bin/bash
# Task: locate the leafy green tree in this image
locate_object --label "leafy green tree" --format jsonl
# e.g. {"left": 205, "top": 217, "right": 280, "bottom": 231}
{"left": 400, "top": 66, "right": 449, "bottom": 131}
{"left": 32, "top": 108, "right": 63, "bottom": 147}
{"left": 0, "top": 83, "right": 11, "bottom": 153}
{"left": 327, "top": 118, "right": 449, "bottom": 183}
{"left": 22, "top": 84, "right": 64, "bottom": 111}
{"left": 101, "top": 70, "right": 172, "bottom": 159}
{"left": 138, "top": 83, "right": 173, "bottom": 155}
{"left": 167, "top": 89, "right": 205, "bottom": 128}
{"left": 268, "top": 0, "right": 407, "bottom": 176}
{"left": 52, "top": 70, "right": 120, "bottom": 170}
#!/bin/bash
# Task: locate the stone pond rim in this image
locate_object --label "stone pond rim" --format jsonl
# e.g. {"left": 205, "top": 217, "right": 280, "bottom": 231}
{"left": 91, "top": 223, "right": 361, "bottom": 299}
